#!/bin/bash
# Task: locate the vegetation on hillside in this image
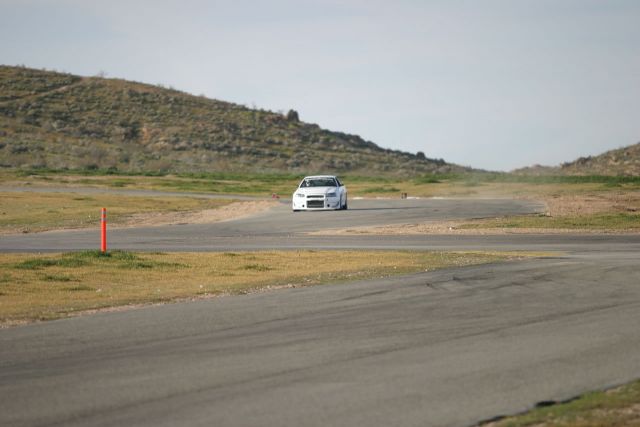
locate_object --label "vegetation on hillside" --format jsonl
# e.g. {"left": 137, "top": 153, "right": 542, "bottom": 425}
{"left": 558, "top": 142, "right": 640, "bottom": 176}
{"left": 515, "top": 142, "right": 640, "bottom": 177}
{"left": 0, "top": 65, "right": 463, "bottom": 175}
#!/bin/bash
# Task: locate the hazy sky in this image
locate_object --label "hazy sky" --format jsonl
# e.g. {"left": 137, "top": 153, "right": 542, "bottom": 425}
{"left": 1, "top": 0, "right": 639, "bottom": 171}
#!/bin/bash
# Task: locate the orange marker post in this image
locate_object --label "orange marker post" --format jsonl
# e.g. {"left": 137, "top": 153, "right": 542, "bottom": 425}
{"left": 100, "top": 208, "right": 107, "bottom": 253}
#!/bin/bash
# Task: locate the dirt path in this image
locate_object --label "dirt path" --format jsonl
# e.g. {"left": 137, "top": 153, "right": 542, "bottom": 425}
{"left": 0, "top": 77, "right": 87, "bottom": 107}
{"left": 311, "top": 192, "right": 640, "bottom": 235}
{"left": 117, "top": 200, "right": 277, "bottom": 228}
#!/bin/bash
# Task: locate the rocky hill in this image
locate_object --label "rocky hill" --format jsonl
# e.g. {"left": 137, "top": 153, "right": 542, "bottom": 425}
{"left": 515, "top": 143, "right": 640, "bottom": 176}
{"left": 557, "top": 143, "right": 640, "bottom": 176}
{"left": 0, "top": 66, "right": 464, "bottom": 175}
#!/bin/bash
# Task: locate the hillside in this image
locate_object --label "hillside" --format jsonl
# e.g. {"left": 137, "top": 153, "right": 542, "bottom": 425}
{"left": 558, "top": 143, "right": 640, "bottom": 176}
{"left": 0, "top": 66, "right": 464, "bottom": 175}
{"left": 515, "top": 143, "right": 640, "bottom": 176}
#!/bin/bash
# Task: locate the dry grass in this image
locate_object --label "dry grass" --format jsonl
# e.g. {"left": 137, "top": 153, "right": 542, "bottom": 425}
{"left": 438, "top": 188, "right": 640, "bottom": 233}
{"left": 319, "top": 182, "right": 640, "bottom": 234}
{"left": 540, "top": 191, "right": 640, "bottom": 217}
{"left": 480, "top": 379, "right": 640, "bottom": 427}
{"left": 0, "top": 170, "right": 301, "bottom": 196}
{"left": 0, "top": 250, "right": 525, "bottom": 325}
{"left": 457, "top": 213, "right": 640, "bottom": 233}
{"left": 3, "top": 170, "right": 638, "bottom": 200}
{"left": 0, "top": 191, "right": 238, "bottom": 233}
{"left": 351, "top": 180, "right": 636, "bottom": 199}
{"left": 3, "top": 172, "right": 639, "bottom": 234}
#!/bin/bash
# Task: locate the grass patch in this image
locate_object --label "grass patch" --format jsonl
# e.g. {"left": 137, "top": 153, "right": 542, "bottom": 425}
{"left": 483, "top": 173, "right": 640, "bottom": 185}
{"left": 3, "top": 169, "right": 640, "bottom": 199}
{"left": 481, "top": 379, "right": 640, "bottom": 427}
{"left": 413, "top": 176, "right": 442, "bottom": 184}
{"left": 64, "top": 285, "right": 95, "bottom": 292}
{"left": 3, "top": 170, "right": 639, "bottom": 234}
{"left": 413, "top": 172, "right": 640, "bottom": 185}
{"left": 460, "top": 213, "right": 640, "bottom": 231}
{"left": 42, "top": 274, "right": 74, "bottom": 282}
{"left": 14, "top": 250, "right": 187, "bottom": 272}
{"left": 361, "top": 186, "right": 402, "bottom": 194}
{"left": 0, "top": 250, "right": 533, "bottom": 324}
{"left": 14, "top": 259, "right": 61, "bottom": 269}
{"left": 242, "top": 263, "right": 272, "bottom": 272}
{"left": 0, "top": 191, "right": 235, "bottom": 233}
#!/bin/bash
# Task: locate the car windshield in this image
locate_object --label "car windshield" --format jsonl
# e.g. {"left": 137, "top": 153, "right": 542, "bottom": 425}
{"left": 300, "top": 178, "right": 337, "bottom": 188}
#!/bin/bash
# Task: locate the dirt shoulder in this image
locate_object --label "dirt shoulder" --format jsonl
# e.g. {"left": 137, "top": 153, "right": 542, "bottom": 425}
{"left": 534, "top": 191, "right": 640, "bottom": 216}
{"left": 113, "top": 200, "right": 277, "bottom": 228}
{"left": 313, "top": 192, "right": 640, "bottom": 235}
{"left": 311, "top": 221, "right": 639, "bottom": 236}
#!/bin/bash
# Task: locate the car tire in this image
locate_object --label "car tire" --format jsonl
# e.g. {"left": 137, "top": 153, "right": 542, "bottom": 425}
{"left": 342, "top": 197, "right": 348, "bottom": 210}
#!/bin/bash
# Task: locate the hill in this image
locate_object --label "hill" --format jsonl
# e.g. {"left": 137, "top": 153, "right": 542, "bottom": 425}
{"left": 0, "top": 66, "right": 465, "bottom": 175}
{"left": 557, "top": 143, "right": 640, "bottom": 176}
{"left": 514, "top": 143, "right": 640, "bottom": 176}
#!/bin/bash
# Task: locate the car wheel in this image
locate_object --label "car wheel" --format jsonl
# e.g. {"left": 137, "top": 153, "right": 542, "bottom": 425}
{"left": 342, "top": 197, "right": 348, "bottom": 210}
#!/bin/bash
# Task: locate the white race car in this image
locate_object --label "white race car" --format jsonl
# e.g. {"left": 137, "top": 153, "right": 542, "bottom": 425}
{"left": 292, "top": 175, "right": 348, "bottom": 211}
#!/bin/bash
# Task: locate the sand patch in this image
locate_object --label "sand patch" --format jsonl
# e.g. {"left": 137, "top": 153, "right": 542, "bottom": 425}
{"left": 535, "top": 191, "right": 640, "bottom": 216}
{"left": 116, "top": 200, "right": 278, "bottom": 228}
{"left": 311, "top": 221, "right": 637, "bottom": 236}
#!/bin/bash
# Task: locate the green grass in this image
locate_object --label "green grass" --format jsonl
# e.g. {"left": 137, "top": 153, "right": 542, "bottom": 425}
{"left": 16, "top": 167, "right": 304, "bottom": 182}
{"left": 22, "top": 168, "right": 640, "bottom": 186}
{"left": 452, "top": 172, "right": 640, "bottom": 185}
{"left": 64, "top": 285, "right": 95, "bottom": 292}
{"left": 242, "top": 263, "right": 273, "bottom": 271}
{"left": 361, "top": 186, "right": 402, "bottom": 194}
{"left": 42, "top": 274, "right": 74, "bottom": 282}
{"left": 9, "top": 168, "right": 305, "bottom": 194}
{"left": 413, "top": 176, "right": 442, "bottom": 184}
{"left": 483, "top": 379, "right": 640, "bottom": 427}
{"left": 412, "top": 172, "right": 640, "bottom": 185}
{"left": 14, "top": 250, "right": 187, "bottom": 271}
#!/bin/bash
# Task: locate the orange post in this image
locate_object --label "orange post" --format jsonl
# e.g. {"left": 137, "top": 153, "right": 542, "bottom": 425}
{"left": 100, "top": 208, "right": 107, "bottom": 253}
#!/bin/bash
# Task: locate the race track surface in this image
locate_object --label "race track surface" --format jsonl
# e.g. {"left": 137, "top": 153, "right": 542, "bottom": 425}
{"left": 1, "top": 197, "right": 543, "bottom": 252}
{"left": 1, "top": 197, "right": 639, "bottom": 427}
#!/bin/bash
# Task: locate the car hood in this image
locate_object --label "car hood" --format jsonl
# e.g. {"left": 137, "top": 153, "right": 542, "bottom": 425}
{"left": 295, "top": 187, "right": 337, "bottom": 196}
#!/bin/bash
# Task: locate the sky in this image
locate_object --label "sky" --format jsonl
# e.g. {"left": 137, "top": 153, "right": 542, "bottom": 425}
{"left": 1, "top": 0, "right": 639, "bottom": 171}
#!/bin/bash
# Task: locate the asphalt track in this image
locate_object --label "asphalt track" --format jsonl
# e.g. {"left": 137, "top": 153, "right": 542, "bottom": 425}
{"left": 1, "top": 197, "right": 640, "bottom": 427}
{"left": 1, "top": 197, "right": 544, "bottom": 252}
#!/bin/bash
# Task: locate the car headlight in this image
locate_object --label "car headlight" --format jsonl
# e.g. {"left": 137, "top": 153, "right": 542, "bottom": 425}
{"left": 296, "top": 193, "right": 305, "bottom": 198}
{"left": 326, "top": 192, "right": 337, "bottom": 198}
